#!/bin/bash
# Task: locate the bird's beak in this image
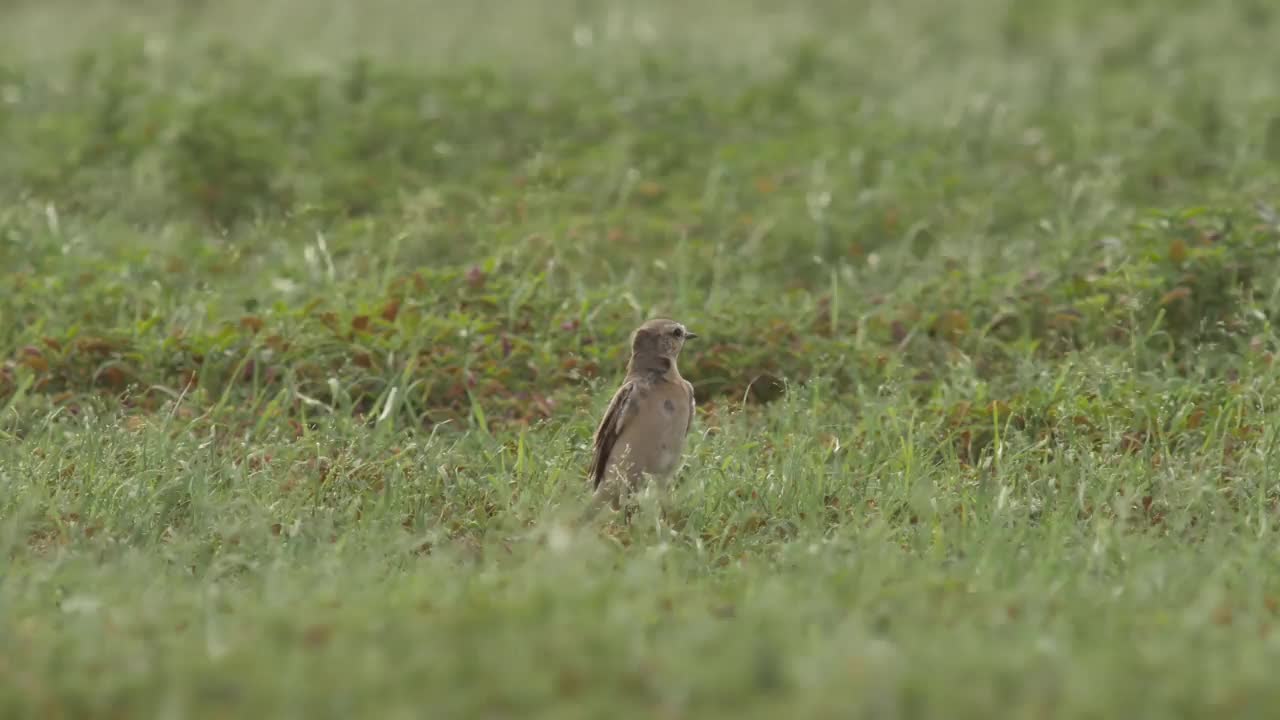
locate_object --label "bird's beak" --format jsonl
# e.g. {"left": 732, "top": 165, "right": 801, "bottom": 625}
{"left": 684, "top": 330, "right": 698, "bottom": 340}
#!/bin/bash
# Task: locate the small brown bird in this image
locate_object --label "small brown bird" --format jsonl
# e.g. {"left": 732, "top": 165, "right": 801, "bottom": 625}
{"left": 588, "top": 318, "right": 698, "bottom": 511}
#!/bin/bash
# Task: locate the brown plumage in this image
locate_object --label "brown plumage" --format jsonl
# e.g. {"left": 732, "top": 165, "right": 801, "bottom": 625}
{"left": 589, "top": 318, "right": 698, "bottom": 510}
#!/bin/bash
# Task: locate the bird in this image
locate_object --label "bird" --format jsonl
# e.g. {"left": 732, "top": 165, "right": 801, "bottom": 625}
{"left": 587, "top": 318, "right": 698, "bottom": 514}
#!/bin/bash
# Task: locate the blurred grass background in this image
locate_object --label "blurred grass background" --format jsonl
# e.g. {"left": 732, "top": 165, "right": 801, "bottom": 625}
{"left": 2, "top": 1, "right": 1280, "bottom": 718}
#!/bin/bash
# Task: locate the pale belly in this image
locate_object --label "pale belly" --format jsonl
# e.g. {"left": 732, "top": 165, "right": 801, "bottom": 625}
{"left": 606, "top": 390, "right": 690, "bottom": 485}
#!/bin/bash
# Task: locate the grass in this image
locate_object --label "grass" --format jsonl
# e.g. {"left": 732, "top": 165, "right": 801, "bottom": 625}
{"left": 3, "top": 0, "right": 1280, "bottom": 717}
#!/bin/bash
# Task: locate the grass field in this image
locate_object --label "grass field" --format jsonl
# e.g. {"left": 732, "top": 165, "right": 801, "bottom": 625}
{"left": 3, "top": 0, "right": 1280, "bottom": 717}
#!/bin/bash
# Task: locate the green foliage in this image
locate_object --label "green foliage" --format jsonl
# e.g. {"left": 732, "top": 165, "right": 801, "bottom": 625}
{"left": 2, "top": 0, "right": 1280, "bottom": 717}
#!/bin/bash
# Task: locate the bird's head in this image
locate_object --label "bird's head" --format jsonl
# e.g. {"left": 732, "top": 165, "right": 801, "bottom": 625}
{"left": 631, "top": 318, "right": 697, "bottom": 362}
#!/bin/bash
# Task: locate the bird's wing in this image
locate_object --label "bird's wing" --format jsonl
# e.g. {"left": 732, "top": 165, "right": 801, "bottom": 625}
{"left": 590, "top": 380, "right": 639, "bottom": 488}
{"left": 683, "top": 379, "right": 696, "bottom": 436}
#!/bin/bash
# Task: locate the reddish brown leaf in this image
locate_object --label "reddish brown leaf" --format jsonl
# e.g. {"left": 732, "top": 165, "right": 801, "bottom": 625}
{"left": 240, "top": 315, "right": 264, "bottom": 334}
{"left": 75, "top": 337, "right": 115, "bottom": 355}
{"left": 98, "top": 366, "right": 127, "bottom": 389}
{"left": 351, "top": 315, "right": 371, "bottom": 332}
{"left": 1159, "top": 286, "right": 1192, "bottom": 305}
{"left": 380, "top": 298, "right": 401, "bottom": 322}
{"left": 19, "top": 346, "right": 48, "bottom": 373}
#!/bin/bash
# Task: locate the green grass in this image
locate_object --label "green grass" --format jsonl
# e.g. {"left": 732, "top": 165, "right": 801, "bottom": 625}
{"left": 4, "top": 0, "right": 1280, "bottom": 717}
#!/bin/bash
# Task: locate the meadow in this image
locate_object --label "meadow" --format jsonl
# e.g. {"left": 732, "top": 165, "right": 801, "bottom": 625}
{"left": 3, "top": 0, "right": 1280, "bottom": 717}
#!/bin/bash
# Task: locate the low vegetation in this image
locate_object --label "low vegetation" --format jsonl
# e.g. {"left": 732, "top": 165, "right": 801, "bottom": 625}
{"left": 3, "top": 1, "right": 1280, "bottom": 717}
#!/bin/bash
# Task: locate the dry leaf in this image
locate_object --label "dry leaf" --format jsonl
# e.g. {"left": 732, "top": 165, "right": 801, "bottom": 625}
{"left": 19, "top": 347, "right": 48, "bottom": 373}
{"left": 240, "top": 316, "right": 264, "bottom": 334}
{"left": 380, "top": 298, "right": 401, "bottom": 322}
{"left": 1159, "top": 286, "right": 1192, "bottom": 305}
{"left": 98, "top": 366, "right": 127, "bottom": 389}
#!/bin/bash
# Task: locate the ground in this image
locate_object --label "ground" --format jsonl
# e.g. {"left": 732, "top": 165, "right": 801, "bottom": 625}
{"left": 2, "top": 0, "right": 1280, "bottom": 717}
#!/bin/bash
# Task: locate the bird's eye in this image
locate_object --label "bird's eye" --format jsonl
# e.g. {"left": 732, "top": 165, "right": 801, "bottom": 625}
{"left": 672, "top": 327, "right": 684, "bottom": 337}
